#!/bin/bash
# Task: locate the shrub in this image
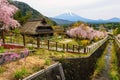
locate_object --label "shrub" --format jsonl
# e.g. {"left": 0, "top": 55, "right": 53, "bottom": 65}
{"left": 80, "top": 40, "right": 90, "bottom": 46}
{"left": 93, "top": 37, "right": 100, "bottom": 42}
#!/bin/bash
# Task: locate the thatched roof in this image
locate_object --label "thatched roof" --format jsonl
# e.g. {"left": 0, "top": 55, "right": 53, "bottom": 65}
{"left": 20, "top": 19, "right": 53, "bottom": 36}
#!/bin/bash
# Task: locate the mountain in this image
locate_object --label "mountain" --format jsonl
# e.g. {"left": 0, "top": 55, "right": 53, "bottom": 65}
{"left": 50, "top": 18, "right": 74, "bottom": 25}
{"left": 107, "top": 17, "right": 120, "bottom": 23}
{"left": 54, "top": 11, "right": 93, "bottom": 22}
{"left": 54, "top": 11, "right": 120, "bottom": 24}
{"left": 12, "top": 1, "right": 56, "bottom": 26}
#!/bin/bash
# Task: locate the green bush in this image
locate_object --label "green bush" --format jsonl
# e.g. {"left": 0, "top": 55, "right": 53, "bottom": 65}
{"left": 14, "top": 68, "right": 28, "bottom": 79}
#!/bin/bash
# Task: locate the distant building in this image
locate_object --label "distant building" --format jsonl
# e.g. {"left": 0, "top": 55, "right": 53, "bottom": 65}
{"left": 52, "top": 26, "right": 65, "bottom": 36}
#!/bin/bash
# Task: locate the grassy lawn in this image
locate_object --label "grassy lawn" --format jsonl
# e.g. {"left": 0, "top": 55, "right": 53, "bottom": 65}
{"left": 58, "top": 38, "right": 78, "bottom": 44}
{"left": 57, "top": 38, "right": 91, "bottom": 46}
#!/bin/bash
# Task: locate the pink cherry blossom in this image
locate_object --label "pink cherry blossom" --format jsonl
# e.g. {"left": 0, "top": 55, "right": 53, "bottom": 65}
{"left": 0, "top": 0, "right": 19, "bottom": 28}
{"left": 67, "top": 24, "right": 107, "bottom": 40}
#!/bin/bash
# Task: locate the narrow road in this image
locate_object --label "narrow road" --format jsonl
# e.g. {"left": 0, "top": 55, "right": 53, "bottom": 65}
{"left": 93, "top": 41, "right": 112, "bottom": 80}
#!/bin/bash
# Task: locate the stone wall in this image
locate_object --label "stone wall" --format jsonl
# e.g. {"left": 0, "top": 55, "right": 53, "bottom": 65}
{"left": 114, "top": 41, "right": 120, "bottom": 74}
{"left": 58, "top": 42, "right": 108, "bottom": 80}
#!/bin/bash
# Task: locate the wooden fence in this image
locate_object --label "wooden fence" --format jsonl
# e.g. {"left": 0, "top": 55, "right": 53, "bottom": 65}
{"left": 39, "top": 36, "right": 108, "bottom": 54}
{"left": 2, "top": 34, "right": 109, "bottom": 54}
{"left": 4, "top": 35, "right": 89, "bottom": 53}
{"left": 5, "top": 34, "right": 24, "bottom": 45}
{"left": 38, "top": 40, "right": 87, "bottom": 53}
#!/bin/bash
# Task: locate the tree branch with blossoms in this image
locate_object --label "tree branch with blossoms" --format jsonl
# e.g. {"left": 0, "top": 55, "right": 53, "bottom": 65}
{"left": 0, "top": 0, "right": 20, "bottom": 28}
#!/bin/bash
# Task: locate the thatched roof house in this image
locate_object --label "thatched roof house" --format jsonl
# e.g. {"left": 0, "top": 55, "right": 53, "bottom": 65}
{"left": 52, "top": 26, "right": 65, "bottom": 35}
{"left": 21, "top": 18, "right": 53, "bottom": 37}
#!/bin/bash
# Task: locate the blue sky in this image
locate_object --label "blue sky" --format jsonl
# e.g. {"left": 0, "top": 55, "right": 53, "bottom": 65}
{"left": 15, "top": 0, "right": 120, "bottom": 20}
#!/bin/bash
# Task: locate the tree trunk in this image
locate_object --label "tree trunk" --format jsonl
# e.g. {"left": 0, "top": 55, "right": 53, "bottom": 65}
{"left": 23, "top": 34, "right": 26, "bottom": 46}
{"left": 1, "top": 30, "right": 5, "bottom": 44}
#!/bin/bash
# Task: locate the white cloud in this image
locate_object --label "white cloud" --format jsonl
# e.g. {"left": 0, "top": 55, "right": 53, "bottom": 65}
{"left": 16, "top": 0, "right": 103, "bottom": 6}
{"left": 15, "top": 0, "right": 120, "bottom": 19}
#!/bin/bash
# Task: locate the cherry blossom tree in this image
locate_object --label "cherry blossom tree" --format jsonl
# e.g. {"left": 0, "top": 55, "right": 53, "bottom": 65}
{"left": 67, "top": 24, "right": 107, "bottom": 40}
{"left": 0, "top": 0, "right": 19, "bottom": 43}
{"left": 0, "top": 0, "right": 19, "bottom": 28}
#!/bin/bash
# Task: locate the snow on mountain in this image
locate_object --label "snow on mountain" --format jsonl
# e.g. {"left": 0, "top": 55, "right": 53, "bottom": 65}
{"left": 54, "top": 11, "right": 120, "bottom": 23}
{"left": 54, "top": 11, "right": 93, "bottom": 22}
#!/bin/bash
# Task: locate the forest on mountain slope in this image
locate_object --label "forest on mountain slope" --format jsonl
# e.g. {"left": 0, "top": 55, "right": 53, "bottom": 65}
{"left": 11, "top": 1, "right": 56, "bottom": 26}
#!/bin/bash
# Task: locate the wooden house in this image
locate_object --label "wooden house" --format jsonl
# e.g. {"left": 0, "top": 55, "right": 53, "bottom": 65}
{"left": 21, "top": 18, "right": 53, "bottom": 37}
{"left": 20, "top": 18, "right": 53, "bottom": 47}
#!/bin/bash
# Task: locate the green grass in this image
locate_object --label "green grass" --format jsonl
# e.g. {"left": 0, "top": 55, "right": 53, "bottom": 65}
{"left": 45, "top": 59, "right": 52, "bottom": 65}
{"left": 66, "top": 39, "right": 78, "bottom": 45}
{"left": 51, "top": 38, "right": 90, "bottom": 46}
{"left": 5, "top": 36, "right": 23, "bottom": 44}
{"left": 14, "top": 68, "right": 28, "bottom": 80}
{"left": 0, "top": 46, "right": 5, "bottom": 53}
{"left": 32, "top": 48, "right": 87, "bottom": 59}
{"left": 27, "top": 46, "right": 35, "bottom": 50}
{"left": 92, "top": 45, "right": 107, "bottom": 78}
{"left": 92, "top": 41, "right": 120, "bottom": 80}
{"left": 32, "top": 66, "right": 42, "bottom": 72}
{"left": 109, "top": 44, "right": 119, "bottom": 80}
{"left": 29, "top": 48, "right": 97, "bottom": 64}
